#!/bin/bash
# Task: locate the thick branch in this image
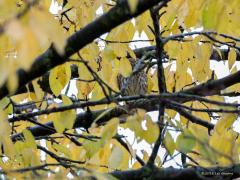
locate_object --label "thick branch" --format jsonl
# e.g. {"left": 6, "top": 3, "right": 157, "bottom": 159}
{"left": 11, "top": 63, "right": 240, "bottom": 140}
{"left": 133, "top": 46, "right": 240, "bottom": 61}
{"left": 11, "top": 94, "right": 216, "bottom": 141}
{"left": 147, "top": 6, "right": 167, "bottom": 166}
{"left": 110, "top": 165, "right": 240, "bottom": 180}
{"left": 181, "top": 71, "right": 240, "bottom": 96}
{"left": 11, "top": 107, "right": 127, "bottom": 141}
{"left": 13, "top": 46, "right": 239, "bottom": 96}
{"left": 0, "top": 0, "right": 166, "bottom": 99}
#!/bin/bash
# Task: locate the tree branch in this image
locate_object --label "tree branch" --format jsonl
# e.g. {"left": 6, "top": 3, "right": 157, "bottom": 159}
{"left": 133, "top": 46, "right": 240, "bottom": 61}
{"left": 12, "top": 45, "right": 239, "bottom": 97}
{"left": 147, "top": 5, "right": 168, "bottom": 166}
{"left": 11, "top": 62, "right": 240, "bottom": 141}
{"left": 110, "top": 165, "right": 240, "bottom": 180}
{"left": 0, "top": 0, "right": 167, "bottom": 99}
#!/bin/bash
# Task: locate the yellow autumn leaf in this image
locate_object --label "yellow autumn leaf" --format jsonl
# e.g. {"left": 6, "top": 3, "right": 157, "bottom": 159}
{"left": 91, "top": 83, "right": 105, "bottom": 102}
{"left": 83, "top": 139, "right": 103, "bottom": 158}
{"left": 215, "top": 113, "right": 237, "bottom": 134}
{"left": 22, "top": 129, "right": 37, "bottom": 149}
{"left": 78, "top": 63, "right": 93, "bottom": 80}
{"left": 49, "top": 63, "right": 71, "bottom": 96}
{"left": 101, "top": 118, "right": 119, "bottom": 140}
{"left": 143, "top": 115, "right": 159, "bottom": 144}
{"left": 108, "top": 146, "right": 123, "bottom": 169}
{"left": 228, "top": 48, "right": 236, "bottom": 70}
{"left": 127, "top": 0, "right": 138, "bottom": 13}
{"left": 102, "top": 46, "right": 116, "bottom": 62}
{"left": 164, "top": 131, "right": 175, "bottom": 156}
{"left": 119, "top": 57, "right": 132, "bottom": 77}
{"left": 52, "top": 143, "right": 72, "bottom": 158}
{"left": 7, "top": 71, "right": 18, "bottom": 94}
{"left": 0, "top": 97, "right": 13, "bottom": 114}
{"left": 176, "top": 133, "right": 196, "bottom": 153}
{"left": 76, "top": 81, "right": 95, "bottom": 98}
{"left": 52, "top": 96, "right": 76, "bottom": 133}
{"left": 209, "top": 129, "right": 236, "bottom": 166}
{"left": 99, "top": 59, "right": 112, "bottom": 83}
{"left": 32, "top": 79, "right": 44, "bottom": 100}
{"left": 29, "top": 7, "right": 67, "bottom": 54}
{"left": 109, "top": 68, "right": 120, "bottom": 92}
{"left": 52, "top": 112, "right": 64, "bottom": 133}
{"left": 60, "top": 95, "right": 76, "bottom": 130}
{"left": 80, "top": 43, "right": 100, "bottom": 62}
{"left": 91, "top": 108, "right": 114, "bottom": 128}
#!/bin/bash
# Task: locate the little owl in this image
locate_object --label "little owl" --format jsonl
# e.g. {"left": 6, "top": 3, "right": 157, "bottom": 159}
{"left": 117, "top": 58, "right": 148, "bottom": 96}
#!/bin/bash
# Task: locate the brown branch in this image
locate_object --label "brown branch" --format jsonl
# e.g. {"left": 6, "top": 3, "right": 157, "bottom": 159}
{"left": 181, "top": 71, "right": 240, "bottom": 96}
{"left": 110, "top": 165, "right": 240, "bottom": 180}
{"left": 11, "top": 94, "right": 216, "bottom": 142}
{"left": 37, "top": 145, "right": 85, "bottom": 165}
{"left": 12, "top": 45, "right": 239, "bottom": 98}
{"left": 147, "top": 4, "right": 168, "bottom": 166}
{"left": 10, "top": 64, "right": 240, "bottom": 141}
{"left": 0, "top": 0, "right": 167, "bottom": 100}
{"left": 167, "top": 104, "right": 214, "bottom": 131}
{"left": 133, "top": 46, "right": 240, "bottom": 61}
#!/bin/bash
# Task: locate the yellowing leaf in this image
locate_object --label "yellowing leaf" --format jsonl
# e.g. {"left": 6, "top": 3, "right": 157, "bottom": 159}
{"left": 23, "top": 129, "right": 37, "bottom": 149}
{"left": 135, "top": 11, "right": 152, "bottom": 35}
{"left": 7, "top": 71, "right": 18, "bottom": 94}
{"left": 228, "top": 48, "right": 236, "bottom": 70}
{"left": 215, "top": 113, "right": 237, "bottom": 134}
{"left": 176, "top": 134, "right": 196, "bottom": 153}
{"left": 108, "top": 146, "right": 123, "bottom": 169}
{"left": 52, "top": 96, "right": 76, "bottom": 133}
{"left": 0, "top": 97, "right": 13, "bottom": 114}
{"left": 101, "top": 118, "right": 119, "bottom": 140}
{"left": 209, "top": 129, "right": 237, "bottom": 166}
{"left": 29, "top": 7, "right": 67, "bottom": 54}
{"left": 52, "top": 112, "right": 64, "bottom": 133}
{"left": 0, "top": 111, "right": 15, "bottom": 157}
{"left": 99, "top": 59, "right": 112, "bottom": 83}
{"left": 78, "top": 63, "right": 93, "bottom": 80}
{"left": 83, "top": 118, "right": 119, "bottom": 158}
{"left": 109, "top": 68, "right": 120, "bottom": 92}
{"left": 119, "top": 57, "right": 132, "bottom": 77}
{"left": 52, "top": 143, "right": 71, "bottom": 158}
{"left": 143, "top": 115, "right": 159, "bottom": 144}
{"left": 91, "top": 108, "right": 114, "bottom": 128}
{"left": 202, "top": 1, "right": 219, "bottom": 30}
{"left": 83, "top": 139, "right": 103, "bottom": 158}
{"left": 128, "top": 0, "right": 138, "bottom": 13}
{"left": 80, "top": 43, "right": 100, "bottom": 62}
{"left": 60, "top": 95, "right": 76, "bottom": 130}
{"left": 102, "top": 46, "right": 116, "bottom": 62}
{"left": 49, "top": 63, "right": 71, "bottom": 96}
{"left": 164, "top": 131, "right": 175, "bottom": 156}
{"left": 32, "top": 79, "right": 44, "bottom": 100}
{"left": 91, "top": 83, "right": 105, "bottom": 102}
{"left": 76, "top": 75, "right": 95, "bottom": 98}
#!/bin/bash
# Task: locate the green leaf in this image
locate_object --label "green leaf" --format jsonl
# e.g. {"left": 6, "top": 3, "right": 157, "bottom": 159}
{"left": 23, "top": 129, "right": 37, "bottom": 149}
{"left": 176, "top": 134, "right": 196, "bottom": 153}
{"left": 164, "top": 131, "right": 175, "bottom": 156}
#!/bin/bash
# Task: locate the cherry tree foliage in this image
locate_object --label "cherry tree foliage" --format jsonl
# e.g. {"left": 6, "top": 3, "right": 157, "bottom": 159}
{"left": 0, "top": 0, "right": 240, "bottom": 179}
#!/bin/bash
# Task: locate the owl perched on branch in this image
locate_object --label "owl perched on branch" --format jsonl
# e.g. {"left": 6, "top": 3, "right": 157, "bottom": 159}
{"left": 117, "top": 58, "right": 148, "bottom": 96}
